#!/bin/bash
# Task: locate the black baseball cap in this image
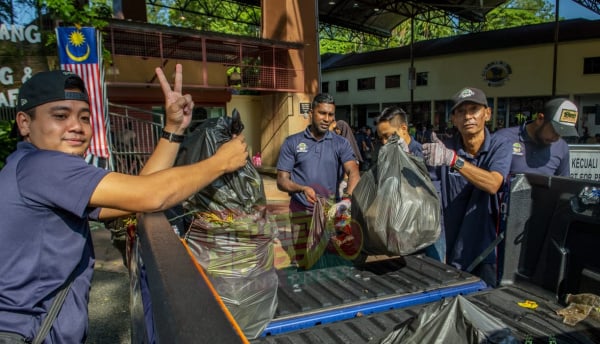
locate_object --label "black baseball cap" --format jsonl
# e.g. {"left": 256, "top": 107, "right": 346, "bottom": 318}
{"left": 451, "top": 87, "right": 488, "bottom": 112}
{"left": 17, "top": 70, "right": 89, "bottom": 112}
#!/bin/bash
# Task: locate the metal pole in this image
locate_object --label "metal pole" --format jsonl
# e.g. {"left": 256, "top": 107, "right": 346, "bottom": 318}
{"left": 315, "top": 0, "right": 322, "bottom": 93}
{"left": 409, "top": 15, "right": 415, "bottom": 116}
{"left": 552, "top": 0, "right": 560, "bottom": 97}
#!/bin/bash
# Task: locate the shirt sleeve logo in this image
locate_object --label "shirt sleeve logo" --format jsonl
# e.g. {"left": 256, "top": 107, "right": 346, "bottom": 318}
{"left": 296, "top": 142, "right": 308, "bottom": 153}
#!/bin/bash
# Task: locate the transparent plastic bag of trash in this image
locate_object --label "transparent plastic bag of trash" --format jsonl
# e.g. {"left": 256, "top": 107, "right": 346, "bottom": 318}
{"left": 352, "top": 134, "right": 441, "bottom": 256}
{"left": 378, "top": 295, "right": 519, "bottom": 344}
{"left": 169, "top": 110, "right": 278, "bottom": 339}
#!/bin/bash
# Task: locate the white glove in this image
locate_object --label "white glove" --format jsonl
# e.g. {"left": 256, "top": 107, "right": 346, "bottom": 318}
{"left": 397, "top": 137, "right": 409, "bottom": 153}
{"left": 422, "top": 137, "right": 456, "bottom": 167}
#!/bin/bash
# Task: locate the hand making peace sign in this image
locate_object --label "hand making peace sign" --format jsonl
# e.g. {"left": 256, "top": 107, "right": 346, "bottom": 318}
{"left": 155, "top": 63, "right": 193, "bottom": 134}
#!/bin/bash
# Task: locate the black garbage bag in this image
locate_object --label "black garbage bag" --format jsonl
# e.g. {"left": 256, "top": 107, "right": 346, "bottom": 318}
{"left": 175, "top": 108, "right": 266, "bottom": 215}
{"left": 379, "top": 295, "right": 519, "bottom": 344}
{"left": 171, "top": 109, "right": 278, "bottom": 339}
{"left": 352, "top": 134, "right": 440, "bottom": 256}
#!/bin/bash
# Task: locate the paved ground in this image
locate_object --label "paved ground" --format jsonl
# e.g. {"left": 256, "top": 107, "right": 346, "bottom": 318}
{"left": 86, "top": 173, "right": 289, "bottom": 343}
{"left": 87, "top": 222, "right": 130, "bottom": 344}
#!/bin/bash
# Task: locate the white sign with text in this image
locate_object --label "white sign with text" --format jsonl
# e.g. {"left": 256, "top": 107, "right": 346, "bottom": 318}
{"left": 570, "top": 145, "right": 600, "bottom": 181}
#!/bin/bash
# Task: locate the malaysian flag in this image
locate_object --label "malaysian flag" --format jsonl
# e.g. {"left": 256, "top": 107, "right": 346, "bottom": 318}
{"left": 56, "top": 26, "right": 110, "bottom": 160}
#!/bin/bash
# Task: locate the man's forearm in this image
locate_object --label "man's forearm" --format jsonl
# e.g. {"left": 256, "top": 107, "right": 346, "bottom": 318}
{"left": 458, "top": 162, "right": 503, "bottom": 194}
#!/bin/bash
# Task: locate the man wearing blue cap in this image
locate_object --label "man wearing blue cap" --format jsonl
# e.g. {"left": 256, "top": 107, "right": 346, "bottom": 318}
{"left": 0, "top": 65, "right": 248, "bottom": 343}
{"left": 422, "top": 87, "right": 512, "bottom": 287}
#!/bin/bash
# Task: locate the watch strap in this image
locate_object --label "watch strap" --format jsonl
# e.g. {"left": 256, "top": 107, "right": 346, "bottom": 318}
{"left": 162, "top": 130, "right": 185, "bottom": 143}
{"left": 452, "top": 156, "right": 465, "bottom": 171}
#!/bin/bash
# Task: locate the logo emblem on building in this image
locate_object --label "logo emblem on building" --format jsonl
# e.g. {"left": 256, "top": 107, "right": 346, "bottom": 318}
{"left": 482, "top": 61, "right": 512, "bottom": 87}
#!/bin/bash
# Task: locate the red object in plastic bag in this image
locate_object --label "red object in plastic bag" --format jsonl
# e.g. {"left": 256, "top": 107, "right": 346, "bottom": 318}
{"left": 327, "top": 206, "right": 362, "bottom": 260}
{"left": 252, "top": 152, "right": 262, "bottom": 167}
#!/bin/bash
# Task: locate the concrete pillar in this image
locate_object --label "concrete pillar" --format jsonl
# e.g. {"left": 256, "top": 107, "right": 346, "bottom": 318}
{"left": 259, "top": 0, "right": 319, "bottom": 167}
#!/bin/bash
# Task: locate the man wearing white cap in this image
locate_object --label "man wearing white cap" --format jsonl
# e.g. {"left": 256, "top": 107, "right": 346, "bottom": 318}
{"left": 495, "top": 98, "right": 578, "bottom": 177}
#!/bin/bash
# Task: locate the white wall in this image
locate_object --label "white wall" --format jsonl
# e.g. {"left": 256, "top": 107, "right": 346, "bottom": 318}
{"left": 323, "top": 37, "right": 600, "bottom": 131}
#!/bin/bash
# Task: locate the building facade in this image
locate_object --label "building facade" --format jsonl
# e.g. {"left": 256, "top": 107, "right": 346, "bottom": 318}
{"left": 321, "top": 19, "right": 600, "bottom": 139}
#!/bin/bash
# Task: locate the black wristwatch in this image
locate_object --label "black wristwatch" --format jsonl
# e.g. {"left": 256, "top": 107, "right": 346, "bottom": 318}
{"left": 161, "top": 130, "right": 185, "bottom": 143}
{"left": 452, "top": 156, "right": 465, "bottom": 171}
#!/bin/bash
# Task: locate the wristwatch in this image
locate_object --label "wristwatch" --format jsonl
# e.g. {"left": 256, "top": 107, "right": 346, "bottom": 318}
{"left": 161, "top": 130, "right": 185, "bottom": 143}
{"left": 452, "top": 156, "right": 465, "bottom": 171}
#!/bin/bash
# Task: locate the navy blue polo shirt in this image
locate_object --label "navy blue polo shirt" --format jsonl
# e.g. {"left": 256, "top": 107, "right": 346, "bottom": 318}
{"left": 494, "top": 122, "right": 570, "bottom": 176}
{"left": 0, "top": 142, "right": 109, "bottom": 342}
{"left": 277, "top": 127, "right": 356, "bottom": 210}
{"left": 430, "top": 128, "right": 512, "bottom": 270}
{"left": 408, "top": 139, "right": 423, "bottom": 158}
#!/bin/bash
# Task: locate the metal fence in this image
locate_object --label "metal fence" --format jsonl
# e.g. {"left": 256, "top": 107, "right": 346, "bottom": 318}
{"left": 106, "top": 103, "right": 163, "bottom": 174}
{"left": 0, "top": 107, "right": 16, "bottom": 122}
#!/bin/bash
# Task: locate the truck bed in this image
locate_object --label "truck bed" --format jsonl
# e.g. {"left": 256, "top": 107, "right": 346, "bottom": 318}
{"left": 131, "top": 174, "right": 600, "bottom": 343}
{"left": 254, "top": 282, "right": 600, "bottom": 344}
{"left": 252, "top": 174, "right": 600, "bottom": 343}
{"left": 258, "top": 255, "right": 486, "bottom": 338}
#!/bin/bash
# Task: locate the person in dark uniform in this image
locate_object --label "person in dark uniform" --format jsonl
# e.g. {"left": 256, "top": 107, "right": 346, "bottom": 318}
{"left": 375, "top": 106, "right": 421, "bottom": 156}
{"left": 0, "top": 65, "right": 248, "bottom": 343}
{"left": 376, "top": 106, "right": 446, "bottom": 262}
{"left": 494, "top": 98, "right": 578, "bottom": 177}
{"left": 423, "top": 87, "right": 512, "bottom": 287}
{"left": 276, "top": 93, "right": 360, "bottom": 269}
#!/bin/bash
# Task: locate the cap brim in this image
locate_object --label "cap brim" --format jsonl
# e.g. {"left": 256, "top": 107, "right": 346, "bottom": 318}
{"left": 451, "top": 99, "right": 487, "bottom": 112}
{"left": 551, "top": 121, "right": 579, "bottom": 137}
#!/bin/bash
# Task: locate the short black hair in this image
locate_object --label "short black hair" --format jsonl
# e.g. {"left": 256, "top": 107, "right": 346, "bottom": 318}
{"left": 376, "top": 106, "right": 408, "bottom": 125}
{"left": 312, "top": 93, "right": 335, "bottom": 110}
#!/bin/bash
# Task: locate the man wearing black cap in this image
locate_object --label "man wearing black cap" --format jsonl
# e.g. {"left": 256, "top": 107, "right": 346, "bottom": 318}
{"left": 0, "top": 66, "right": 248, "bottom": 342}
{"left": 422, "top": 87, "right": 512, "bottom": 287}
{"left": 494, "top": 98, "right": 578, "bottom": 176}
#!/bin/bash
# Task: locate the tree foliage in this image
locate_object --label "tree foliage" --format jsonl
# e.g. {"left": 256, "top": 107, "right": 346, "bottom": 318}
{"left": 0, "top": 120, "right": 17, "bottom": 170}
{"left": 320, "top": 0, "right": 555, "bottom": 54}
{"left": 484, "top": 0, "right": 554, "bottom": 30}
{"left": 36, "top": 0, "right": 112, "bottom": 61}
{"left": 39, "top": 0, "right": 111, "bottom": 27}
{"left": 146, "top": 0, "right": 260, "bottom": 37}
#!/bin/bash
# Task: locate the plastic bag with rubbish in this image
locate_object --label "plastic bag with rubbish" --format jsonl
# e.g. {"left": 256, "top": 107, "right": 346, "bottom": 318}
{"left": 352, "top": 134, "right": 441, "bottom": 256}
{"left": 171, "top": 109, "right": 278, "bottom": 339}
{"left": 556, "top": 293, "right": 600, "bottom": 326}
{"left": 378, "top": 295, "right": 519, "bottom": 344}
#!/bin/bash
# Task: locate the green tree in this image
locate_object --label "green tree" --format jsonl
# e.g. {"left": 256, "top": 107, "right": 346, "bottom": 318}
{"left": 0, "top": 120, "right": 17, "bottom": 170}
{"left": 146, "top": 0, "right": 260, "bottom": 37}
{"left": 320, "top": 0, "right": 555, "bottom": 54}
{"left": 483, "top": 0, "right": 554, "bottom": 30}
{"left": 38, "top": 0, "right": 112, "bottom": 60}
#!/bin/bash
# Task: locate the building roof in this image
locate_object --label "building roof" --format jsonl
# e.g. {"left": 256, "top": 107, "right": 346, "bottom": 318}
{"left": 321, "top": 19, "right": 600, "bottom": 70}
{"left": 315, "top": 0, "right": 508, "bottom": 37}
{"left": 236, "top": 0, "right": 507, "bottom": 37}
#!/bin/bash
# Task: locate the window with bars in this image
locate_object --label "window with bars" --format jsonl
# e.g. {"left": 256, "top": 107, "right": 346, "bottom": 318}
{"left": 322, "top": 81, "right": 329, "bottom": 93}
